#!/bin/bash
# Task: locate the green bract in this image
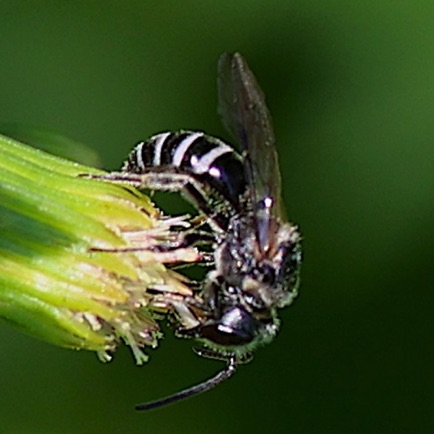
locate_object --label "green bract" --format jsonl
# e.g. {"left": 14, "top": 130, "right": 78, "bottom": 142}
{"left": 0, "top": 133, "right": 193, "bottom": 364}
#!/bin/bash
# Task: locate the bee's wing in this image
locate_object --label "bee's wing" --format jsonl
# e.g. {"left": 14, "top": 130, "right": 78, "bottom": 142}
{"left": 217, "top": 52, "right": 286, "bottom": 250}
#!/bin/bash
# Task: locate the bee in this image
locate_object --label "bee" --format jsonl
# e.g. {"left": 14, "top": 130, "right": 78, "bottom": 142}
{"left": 97, "top": 53, "right": 302, "bottom": 409}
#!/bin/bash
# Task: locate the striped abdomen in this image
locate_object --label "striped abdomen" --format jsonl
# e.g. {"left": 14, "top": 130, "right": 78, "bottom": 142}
{"left": 123, "top": 131, "right": 247, "bottom": 211}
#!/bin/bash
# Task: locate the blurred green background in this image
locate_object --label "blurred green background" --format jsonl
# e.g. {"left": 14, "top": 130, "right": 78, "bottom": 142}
{"left": 0, "top": 1, "right": 433, "bottom": 433}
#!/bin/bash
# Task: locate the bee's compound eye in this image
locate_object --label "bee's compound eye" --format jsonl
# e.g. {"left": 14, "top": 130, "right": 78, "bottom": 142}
{"left": 200, "top": 306, "right": 261, "bottom": 346}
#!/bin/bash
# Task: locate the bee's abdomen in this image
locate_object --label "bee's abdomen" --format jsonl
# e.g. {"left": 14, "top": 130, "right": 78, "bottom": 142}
{"left": 123, "top": 131, "right": 247, "bottom": 208}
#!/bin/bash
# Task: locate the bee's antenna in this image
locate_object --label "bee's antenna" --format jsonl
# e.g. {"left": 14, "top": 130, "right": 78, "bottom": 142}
{"left": 135, "top": 357, "right": 237, "bottom": 411}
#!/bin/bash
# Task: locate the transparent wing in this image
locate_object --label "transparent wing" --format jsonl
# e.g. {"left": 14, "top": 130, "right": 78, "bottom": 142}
{"left": 217, "top": 52, "right": 285, "bottom": 220}
{"left": 217, "top": 52, "right": 286, "bottom": 251}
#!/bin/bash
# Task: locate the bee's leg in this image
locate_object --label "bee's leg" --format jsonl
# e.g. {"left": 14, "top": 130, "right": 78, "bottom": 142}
{"left": 81, "top": 170, "right": 230, "bottom": 232}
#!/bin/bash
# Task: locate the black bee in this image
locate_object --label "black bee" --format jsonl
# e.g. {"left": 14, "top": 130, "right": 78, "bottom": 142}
{"left": 98, "top": 53, "right": 302, "bottom": 409}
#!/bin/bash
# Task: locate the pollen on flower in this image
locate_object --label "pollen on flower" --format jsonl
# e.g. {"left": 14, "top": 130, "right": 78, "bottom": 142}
{"left": 82, "top": 210, "right": 201, "bottom": 365}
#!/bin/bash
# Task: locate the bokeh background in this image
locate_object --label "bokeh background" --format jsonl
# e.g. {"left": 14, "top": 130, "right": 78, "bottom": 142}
{"left": 0, "top": 2, "right": 433, "bottom": 433}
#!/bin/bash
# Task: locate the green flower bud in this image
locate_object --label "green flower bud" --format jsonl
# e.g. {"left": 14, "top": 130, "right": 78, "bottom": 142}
{"left": 0, "top": 133, "right": 197, "bottom": 364}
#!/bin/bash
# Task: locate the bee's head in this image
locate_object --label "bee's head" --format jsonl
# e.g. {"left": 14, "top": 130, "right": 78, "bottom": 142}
{"left": 199, "top": 304, "right": 264, "bottom": 346}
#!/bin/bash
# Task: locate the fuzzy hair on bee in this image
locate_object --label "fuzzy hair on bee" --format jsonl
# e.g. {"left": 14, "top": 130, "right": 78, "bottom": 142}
{"left": 89, "top": 52, "right": 302, "bottom": 410}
